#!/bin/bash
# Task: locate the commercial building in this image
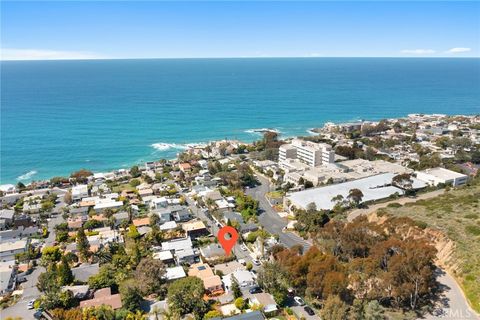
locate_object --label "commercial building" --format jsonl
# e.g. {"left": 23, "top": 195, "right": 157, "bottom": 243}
{"left": 279, "top": 139, "right": 335, "bottom": 167}
{"left": 416, "top": 167, "right": 468, "bottom": 187}
{"left": 286, "top": 173, "right": 406, "bottom": 211}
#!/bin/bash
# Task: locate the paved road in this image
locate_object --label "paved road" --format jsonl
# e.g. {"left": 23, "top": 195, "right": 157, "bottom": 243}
{"left": 421, "top": 268, "right": 479, "bottom": 320}
{"left": 1, "top": 205, "right": 65, "bottom": 319}
{"left": 246, "top": 175, "right": 311, "bottom": 252}
{"left": 347, "top": 189, "right": 445, "bottom": 222}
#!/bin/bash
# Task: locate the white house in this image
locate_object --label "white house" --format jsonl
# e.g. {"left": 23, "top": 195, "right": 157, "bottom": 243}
{"left": 72, "top": 185, "right": 89, "bottom": 201}
{"left": 223, "top": 270, "right": 256, "bottom": 291}
{"left": 0, "top": 239, "right": 28, "bottom": 262}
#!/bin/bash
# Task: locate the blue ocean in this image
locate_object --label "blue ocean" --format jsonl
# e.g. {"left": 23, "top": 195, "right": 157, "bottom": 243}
{"left": 1, "top": 58, "right": 479, "bottom": 183}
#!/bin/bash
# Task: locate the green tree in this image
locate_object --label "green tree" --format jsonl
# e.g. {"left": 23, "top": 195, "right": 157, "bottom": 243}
{"left": 57, "top": 256, "right": 74, "bottom": 286}
{"left": 204, "top": 310, "right": 222, "bottom": 319}
{"left": 364, "top": 300, "right": 384, "bottom": 320}
{"left": 130, "top": 165, "right": 141, "bottom": 178}
{"left": 134, "top": 257, "right": 166, "bottom": 296}
{"left": 37, "top": 265, "right": 60, "bottom": 292}
{"left": 120, "top": 280, "right": 143, "bottom": 312}
{"left": 167, "top": 277, "right": 206, "bottom": 318}
{"left": 348, "top": 188, "right": 364, "bottom": 207}
{"left": 320, "top": 295, "right": 349, "bottom": 320}
{"left": 231, "top": 275, "right": 242, "bottom": 299}
{"left": 76, "top": 227, "right": 90, "bottom": 261}
{"left": 127, "top": 224, "right": 141, "bottom": 240}
{"left": 130, "top": 178, "right": 141, "bottom": 187}
{"left": 234, "top": 297, "right": 247, "bottom": 310}
{"left": 88, "top": 263, "right": 118, "bottom": 289}
{"left": 16, "top": 181, "right": 26, "bottom": 191}
{"left": 41, "top": 246, "right": 62, "bottom": 265}
{"left": 84, "top": 219, "right": 103, "bottom": 231}
{"left": 41, "top": 200, "right": 55, "bottom": 212}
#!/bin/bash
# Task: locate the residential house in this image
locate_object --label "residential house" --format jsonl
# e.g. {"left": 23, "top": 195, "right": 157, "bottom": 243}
{"left": 0, "top": 261, "right": 16, "bottom": 294}
{"left": 173, "top": 209, "right": 191, "bottom": 222}
{"left": 160, "top": 221, "right": 178, "bottom": 232}
{"left": 0, "top": 226, "right": 40, "bottom": 241}
{"left": 0, "top": 209, "right": 14, "bottom": 229}
{"left": 165, "top": 266, "right": 186, "bottom": 281}
{"left": 133, "top": 217, "right": 150, "bottom": 228}
{"left": 200, "top": 243, "right": 225, "bottom": 262}
{"left": 223, "top": 270, "right": 256, "bottom": 291}
{"left": 162, "top": 237, "right": 198, "bottom": 265}
{"left": 152, "top": 251, "right": 175, "bottom": 265}
{"left": 223, "top": 311, "right": 264, "bottom": 320}
{"left": 249, "top": 293, "right": 278, "bottom": 316}
{"left": 62, "top": 285, "right": 90, "bottom": 299}
{"left": 0, "top": 239, "right": 28, "bottom": 262}
{"left": 182, "top": 220, "right": 208, "bottom": 239}
{"left": 80, "top": 287, "right": 122, "bottom": 310}
{"left": 188, "top": 263, "right": 224, "bottom": 295}
{"left": 179, "top": 163, "right": 192, "bottom": 173}
{"left": 72, "top": 263, "right": 100, "bottom": 283}
{"left": 72, "top": 185, "right": 89, "bottom": 201}
{"left": 112, "top": 211, "right": 130, "bottom": 226}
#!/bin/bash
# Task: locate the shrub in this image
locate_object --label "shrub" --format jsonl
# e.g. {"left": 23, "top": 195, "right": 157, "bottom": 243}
{"left": 387, "top": 202, "right": 402, "bottom": 208}
{"left": 465, "top": 225, "right": 480, "bottom": 236}
{"left": 414, "top": 220, "right": 428, "bottom": 230}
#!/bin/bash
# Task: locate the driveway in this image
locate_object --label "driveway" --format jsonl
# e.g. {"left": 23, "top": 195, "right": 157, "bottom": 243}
{"left": 246, "top": 175, "right": 311, "bottom": 251}
{"left": 291, "top": 305, "right": 320, "bottom": 320}
{"left": 421, "top": 268, "right": 479, "bottom": 320}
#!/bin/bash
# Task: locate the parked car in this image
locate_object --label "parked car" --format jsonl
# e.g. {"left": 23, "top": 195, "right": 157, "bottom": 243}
{"left": 252, "top": 259, "right": 261, "bottom": 266}
{"left": 294, "top": 296, "right": 305, "bottom": 306}
{"left": 304, "top": 306, "right": 315, "bottom": 316}
{"left": 27, "top": 300, "right": 35, "bottom": 309}
{"left": 249, "top": 286, "right": 262, "bottom": 294}
{"left": 240, "top": 244, "right": 248, "bottom": 251}
{"left": 17, "top": 276, "right": 27, "bottom": 283}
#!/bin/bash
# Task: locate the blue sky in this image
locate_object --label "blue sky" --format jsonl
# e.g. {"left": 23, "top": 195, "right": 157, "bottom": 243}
{"left": 1, "top": 1, "right": 479, "bottom": 60}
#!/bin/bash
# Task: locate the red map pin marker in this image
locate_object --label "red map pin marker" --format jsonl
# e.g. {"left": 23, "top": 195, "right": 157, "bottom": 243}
{"left": 217, "top": 226, "right": 238, "bottom": 256}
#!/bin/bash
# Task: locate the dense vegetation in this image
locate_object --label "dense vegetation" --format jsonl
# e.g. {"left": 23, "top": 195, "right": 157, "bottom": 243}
{"left": 378, "top": 176, "right": 480, "bottom": 313}
{"left": 261, "top": 215, "right": 439, "bottom": 319}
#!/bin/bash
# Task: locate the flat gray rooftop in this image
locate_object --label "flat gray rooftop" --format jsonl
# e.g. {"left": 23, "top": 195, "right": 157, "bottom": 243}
{"left": 287, "top": 173, "right": 404, "bottom": 210}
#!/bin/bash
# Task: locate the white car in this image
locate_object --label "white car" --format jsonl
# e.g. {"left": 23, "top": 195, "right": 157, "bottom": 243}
{"left": 252, "top": 259, "right": 261, "bottom": 266}
{"left": 240, "top": 244, "right": 248, "bottom": 251}
{"left": 294, "top": 296, "right": 305, "bottom": 306}
{"left": 27, "top": 300, "right": 35, "bottom": 309}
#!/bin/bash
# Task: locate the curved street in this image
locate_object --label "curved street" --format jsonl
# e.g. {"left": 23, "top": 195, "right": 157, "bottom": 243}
{"left": 246, "top": 175, "right": 312, "bottom": 251}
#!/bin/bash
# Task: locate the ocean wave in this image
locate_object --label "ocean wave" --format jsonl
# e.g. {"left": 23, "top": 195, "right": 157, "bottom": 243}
{"left": 151, "top": 142, "right": 188, "bottom": 151}
{"left": 151, "top": 141, "right": 209, "bottom": 152}
{"left": 244, "top": 128, "right": 281, "bottom": 135}
{"left": 17, "top": 170, "right": 38, "bottom": 181}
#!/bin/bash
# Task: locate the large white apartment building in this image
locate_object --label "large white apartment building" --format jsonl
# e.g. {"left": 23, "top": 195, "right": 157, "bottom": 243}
{"left": 279, "top": 139, "right": 335, "bottom": 167}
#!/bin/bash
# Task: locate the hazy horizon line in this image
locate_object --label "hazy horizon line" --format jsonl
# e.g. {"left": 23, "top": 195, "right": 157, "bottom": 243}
{"left": 2, "top": 56, "right": 480, "bottom": 62}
